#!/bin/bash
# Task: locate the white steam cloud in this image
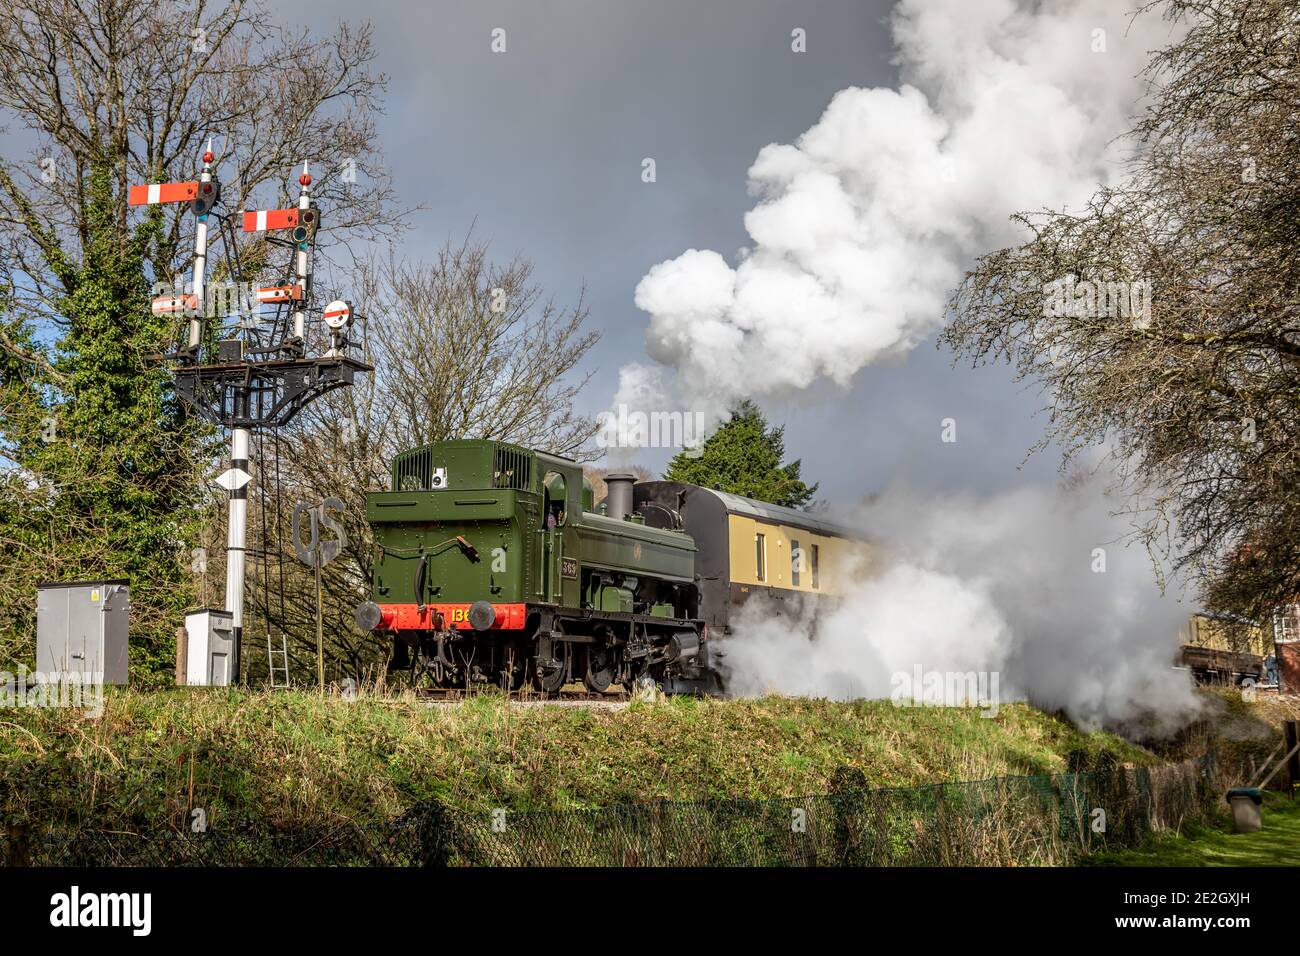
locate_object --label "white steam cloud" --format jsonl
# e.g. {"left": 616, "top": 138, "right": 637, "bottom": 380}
{"left": 617, "top": 0, "right": 1175, "bottom": 425}
{"left": 720, "top": 477, "right": 1201, "bottom": 730}
{"left": 610, "top": 0, "right": 1198, "bottom": 728}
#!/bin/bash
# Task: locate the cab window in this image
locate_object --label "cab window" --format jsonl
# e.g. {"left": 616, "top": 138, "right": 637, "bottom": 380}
{"left": 543, "top": 472, "right": 567, "bottom": 529}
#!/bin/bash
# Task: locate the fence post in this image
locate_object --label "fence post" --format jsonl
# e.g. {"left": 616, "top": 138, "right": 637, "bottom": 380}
{"left": 1285, "top": 721, "right": 1299, "bottom": 800}
{"left": 651, "top": 801, "right": 666, "bottom": 865}
{"left": 414, "top": 802, "right": 452, "bottom": 867}
{"left": 829, "top": 765, "right": 868, "bottom": 866}
{"left": 5, "top": 822, "right": 31, "bottom": 867}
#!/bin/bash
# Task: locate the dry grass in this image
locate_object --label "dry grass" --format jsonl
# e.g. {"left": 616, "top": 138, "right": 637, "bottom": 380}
{"left": 0, "top": 687, "right": 1155, "bottom": 834}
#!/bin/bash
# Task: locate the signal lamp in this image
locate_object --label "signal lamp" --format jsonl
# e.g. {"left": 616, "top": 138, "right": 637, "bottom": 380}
{"left": 191, "top": 178, "right": 221, "bottom": 216}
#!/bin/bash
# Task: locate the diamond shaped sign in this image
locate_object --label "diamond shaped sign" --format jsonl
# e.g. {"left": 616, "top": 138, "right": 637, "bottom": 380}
{"left": 215, "top": 467, "right": 252, "bottom": 491}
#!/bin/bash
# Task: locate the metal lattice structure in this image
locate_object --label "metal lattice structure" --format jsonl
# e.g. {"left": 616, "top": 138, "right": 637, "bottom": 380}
{"left": 173, "top": 355, "right": 369, "bottom": 429}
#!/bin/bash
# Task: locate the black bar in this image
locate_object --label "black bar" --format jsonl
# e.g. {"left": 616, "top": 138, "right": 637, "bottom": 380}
{"left": 0, "top": 866, "right": 1280, "bottom": 943}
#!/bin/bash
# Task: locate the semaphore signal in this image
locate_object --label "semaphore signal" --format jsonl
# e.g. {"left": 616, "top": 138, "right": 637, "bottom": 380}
{"left": 150, "top": 293, "right": 199, "bottom": 315}
{"left": 130, "top": 144, "right": 371, "bottom": 686}
{"left": 242, "top": 208, "right": 301, "bottom": 232}
{"left": 129, "top": 181, "right": 199, "bottom": 205}
{"left": 255, "top": 284, "right": 304, "bottom": 303}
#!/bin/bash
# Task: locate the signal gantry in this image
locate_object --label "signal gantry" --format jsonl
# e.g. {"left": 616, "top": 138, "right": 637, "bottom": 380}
{"left": 131, "top": 147, "right": 371, "bottom": 680}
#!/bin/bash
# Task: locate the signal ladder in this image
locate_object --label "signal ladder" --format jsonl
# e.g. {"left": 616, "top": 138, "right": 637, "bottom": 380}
{"left": 267, "top": 634, "right": 291, "bottom": 689}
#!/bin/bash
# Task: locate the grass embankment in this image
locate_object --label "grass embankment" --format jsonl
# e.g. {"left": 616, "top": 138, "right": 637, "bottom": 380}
{"left": 1087, "top": 792, "right": 1300, "bottom": 866}
{"left": 1088, "top": 688, "right": 1300, "bottom": 867}
{"left": 0, "top": 689, "right": 1150, "bottom": 832}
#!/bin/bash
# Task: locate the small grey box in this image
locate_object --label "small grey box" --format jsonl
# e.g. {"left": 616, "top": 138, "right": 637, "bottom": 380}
{"left": 184, "top": 608, "right": 235, "bottom": 686}
{"left": 36, "top": 580, "right": 130, "bottom": 684}
{"left": 217, "top": 338, "right": 244, "bottom": 362}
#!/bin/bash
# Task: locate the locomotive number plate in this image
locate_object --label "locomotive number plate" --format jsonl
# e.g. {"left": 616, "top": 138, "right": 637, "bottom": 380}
{"left": 560, "top": 557, "right": 578, "bottom": 579}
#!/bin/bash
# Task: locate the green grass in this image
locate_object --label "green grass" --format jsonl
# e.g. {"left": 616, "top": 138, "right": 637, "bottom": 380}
{"left": 0, "top": 688, "right": 1151, "bottom": 833}
{"left": 1086, "top": 792, "right": 1300, "bottom": 866}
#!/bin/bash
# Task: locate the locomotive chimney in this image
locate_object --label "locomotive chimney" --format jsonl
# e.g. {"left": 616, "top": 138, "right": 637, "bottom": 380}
{"left": 604, "top": 472, "right": 637, "bottom": 521}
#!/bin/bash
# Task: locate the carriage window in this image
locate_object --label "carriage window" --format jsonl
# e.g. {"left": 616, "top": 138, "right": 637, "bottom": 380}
{"left": 811, "top": 543, "right": 820, "bottom": 590}
{"left": 755, "top": 533, "right": 766, "bottom": 581}
{"left": 791, "top": 538, "right": 801, "bottom": 587}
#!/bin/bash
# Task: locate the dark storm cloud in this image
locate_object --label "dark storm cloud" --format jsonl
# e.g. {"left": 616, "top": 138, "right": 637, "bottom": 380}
{"left": 160, "top": 1, "right": 1080, "bottom": 496}
{"left": 299, "top": 0, "right": 1068, "bottom": 497}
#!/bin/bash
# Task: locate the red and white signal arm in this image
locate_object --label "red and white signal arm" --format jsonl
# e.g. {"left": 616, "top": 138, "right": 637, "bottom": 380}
{"left": 129, "top": 181, "right": 198, "bottom": 206}
{"left": 151, "top": 293, "right": 199, "bottom": 314}
{"left": 242, "top": 208, "right": 299, "bottom": 232}
{"left": 323, "top": 300, "right": 353, "bottom": 330}
{"left": 255, "top": 284, "right": 304, "bottom": 304}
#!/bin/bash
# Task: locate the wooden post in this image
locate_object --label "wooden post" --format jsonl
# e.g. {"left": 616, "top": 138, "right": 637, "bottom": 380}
{"left": 315, "top": 549, "right": 325, "bottom": 692}
{"left": 1286, "top": 721, "right": 1299, "bottom": 800}
{"left": 175, "top": 625, "right": 188, "bottom": 686}
{"left": 6, "top": 822, "right": 31, "bottom": 867}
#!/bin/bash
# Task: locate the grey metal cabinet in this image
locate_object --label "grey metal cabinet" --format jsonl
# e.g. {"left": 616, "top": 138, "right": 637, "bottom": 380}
{"left": 36, "top": 580, "right": 130, "bottom": 684}
{"left": 184, "top": 608, "right": 234, "bottom": 686}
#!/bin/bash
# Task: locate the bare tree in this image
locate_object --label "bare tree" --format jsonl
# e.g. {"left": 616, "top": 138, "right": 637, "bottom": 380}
{"left": 242, "top": 235, "right": 602, "bottom": 683}
{"left": 0, "top": 0, "right": 402, "bottom": 670}
{"left": 942, "top": 0, "right": 1300, "bottom": 627}
{"left": 0, "top": 0, "right": 402, "bottom": 339}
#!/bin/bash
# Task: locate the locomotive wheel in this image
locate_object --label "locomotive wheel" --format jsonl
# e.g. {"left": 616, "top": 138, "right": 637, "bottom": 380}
{"left": 583, "top": 647, "right": 615, "bottom": 694}
{"left": 533, "top": 638, "right": 569, "bottom": 694}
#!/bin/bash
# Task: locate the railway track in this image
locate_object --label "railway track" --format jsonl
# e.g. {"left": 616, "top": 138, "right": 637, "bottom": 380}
{"left": 414, "top": 686, "right": 633, "bottom": 707}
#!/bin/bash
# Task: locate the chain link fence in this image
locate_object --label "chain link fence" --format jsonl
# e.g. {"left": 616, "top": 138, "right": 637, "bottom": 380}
{"left": 2, "top": 752, "right": 1219, "bottom": 866}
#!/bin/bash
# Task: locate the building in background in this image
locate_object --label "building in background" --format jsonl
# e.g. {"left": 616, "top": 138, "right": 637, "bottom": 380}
{"left": 1272, "top": 604, "right": 1300, "bottom": 693}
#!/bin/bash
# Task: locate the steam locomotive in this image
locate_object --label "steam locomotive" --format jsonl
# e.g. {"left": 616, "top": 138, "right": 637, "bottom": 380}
{"left": 354, "top": 439, "right": 856, "bottom": 694}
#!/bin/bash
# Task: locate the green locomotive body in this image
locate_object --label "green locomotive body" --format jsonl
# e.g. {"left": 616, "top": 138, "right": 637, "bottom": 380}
{"left": 355, "top": 439, "right": 711, "bottom": 693}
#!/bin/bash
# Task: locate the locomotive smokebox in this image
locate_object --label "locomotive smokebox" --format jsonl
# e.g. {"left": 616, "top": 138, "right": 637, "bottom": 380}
{"left": 604, "top": 472, "right": 638, "bottom": 521}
